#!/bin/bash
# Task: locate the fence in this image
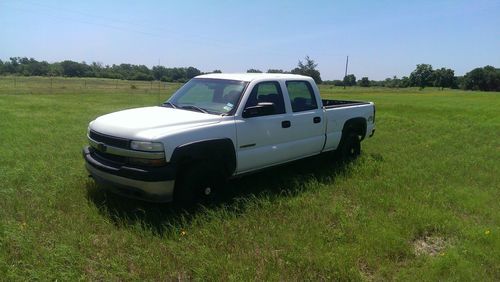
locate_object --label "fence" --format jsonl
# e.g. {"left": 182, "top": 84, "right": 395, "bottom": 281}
{"left": 0, "top": 76, "right": 180, "bottom": 95}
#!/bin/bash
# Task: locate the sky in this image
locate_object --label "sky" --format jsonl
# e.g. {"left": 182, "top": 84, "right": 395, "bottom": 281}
{"left": 0, "top": 0, "right": 499, "bottom": 80}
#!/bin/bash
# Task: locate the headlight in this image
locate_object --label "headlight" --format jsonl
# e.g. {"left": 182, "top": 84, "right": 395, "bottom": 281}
{"left": 130, "top": 141, "right": 164, "bottom": 152}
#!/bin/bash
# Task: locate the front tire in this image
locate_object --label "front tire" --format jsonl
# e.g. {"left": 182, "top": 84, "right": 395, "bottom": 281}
{"left": 174, "top": 163, "right": 222, "bottom": 205}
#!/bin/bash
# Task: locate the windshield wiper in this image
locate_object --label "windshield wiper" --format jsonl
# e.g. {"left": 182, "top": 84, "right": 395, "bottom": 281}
{"left": 180, "top": 105, "right": 208, "bottom": 114}
{"left": 161, "top": 102, "right": 177, "bottom": 109}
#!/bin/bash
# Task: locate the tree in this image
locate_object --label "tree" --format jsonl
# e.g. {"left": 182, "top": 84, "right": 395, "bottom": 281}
{"left": 267, "top": 69, "right": 284, "bottom": 73}
{"left": 131, "top": 65, "right": 153, "bottom": 81}
{"left": 359, "top": 77, "right": 370, "bottom": 87}
{"left": 152, "top": 66, "right": 167, "bottom": 80}
{"left": 383, "top": 76, "right": 402, "bottom": 88}
{"left": 48, "top": 63, "right": 63, "bottom": 76}
{"left": 246, "top": 69, "right": 262, "bottom": 73}
{"left": 9, "top": 57, "right": 21, "bottom": 73}
{"left": 433, "top": 67, "right": 455, "bottom": 89}
{"left": 60, "top": 60, "right": 88, "bottom": 77}
{"left": 409, "top": 64, "right": 434, "bottom": 89}
{"left": 169, "top": 67, "right": 186, "bottom": 82}
{"left": 290, "top": 56, "right": 322, "bottom": 84}
{"left": 30, "top": 60, "right": 50, "bottom": 76}
{"left": 343, "top": 74, "right": 356, "bottom": 86}
{"left": 323, "top": 80, "right": 344, "bottom": 86}
{"left": 333, "top": 80, "right": 344, "bottom": 86}
{"left": 400, "top": 76, "right": 410, "bottom": 88}
{"left": 462, "top": 66, "right": 500, "bottom": 91}
{"left": 186, "top": 67, "right": 201, "bottom": 79}
{"left": 211, "top": 70, "right": 222, "bottom": 73}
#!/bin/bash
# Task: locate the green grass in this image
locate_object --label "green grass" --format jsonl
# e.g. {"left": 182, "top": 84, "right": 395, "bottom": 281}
{"left": 0, "top": 75, "right": 176, "bottom": 96}
{"left": 0, "top": 76, "right": 499, "bottom": 280}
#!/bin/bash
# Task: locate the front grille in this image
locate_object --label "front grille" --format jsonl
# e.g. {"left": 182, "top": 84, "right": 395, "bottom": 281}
{"left": 89, "top": 130, "right": 130, "bottom": 149}
{"left": 93, "top": 149, "right": 127, "bottom": 165}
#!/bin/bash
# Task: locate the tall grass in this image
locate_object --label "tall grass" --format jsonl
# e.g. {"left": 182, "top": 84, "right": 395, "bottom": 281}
{"left": 0, "top": 77, "right": 498, "bottom": 280}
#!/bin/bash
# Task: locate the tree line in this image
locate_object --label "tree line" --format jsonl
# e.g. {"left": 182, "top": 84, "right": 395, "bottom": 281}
{"left": 245, "top": 56, "right": 322, "bottom": 84}
{"left": 251, "top": 59, "right": 499, "bottom": 92}
{"left": 324, "top": 64, "right": 500, "bottom": 92}
{"left": 0, "top": 57, "right": 205, "bottom": 82}
{"left": 0, "top": 56, "right": 322, "bottom": 84}
{"left": 1, "top": 57, "right": 499, "bottom": 91}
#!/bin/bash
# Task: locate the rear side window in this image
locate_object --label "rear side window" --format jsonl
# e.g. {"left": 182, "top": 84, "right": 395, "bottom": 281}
{"left": 245, "top": 81, "right": 286, "bottom": 114}
{"left": 286, "top": 81, "right": 318, "bottom": 112}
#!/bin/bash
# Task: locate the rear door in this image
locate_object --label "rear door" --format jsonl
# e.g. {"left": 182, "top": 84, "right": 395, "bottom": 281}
{"left": 235, "top": 81, "right": 293, "bottom": 173}
{"left": 283, "top": 80, "right": 326, "bottom": 159}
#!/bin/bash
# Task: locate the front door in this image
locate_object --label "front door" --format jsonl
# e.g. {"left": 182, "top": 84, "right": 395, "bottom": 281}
{"left": 235, "top": 81, "right": 292, "bottom": 173}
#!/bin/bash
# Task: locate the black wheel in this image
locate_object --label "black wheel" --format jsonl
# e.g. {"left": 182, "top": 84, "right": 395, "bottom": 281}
{"left": 337, "top": 133, "right": 361, "bottom": 161}
{"left": 174, "top": 162, "right": 223, "bottom": 205}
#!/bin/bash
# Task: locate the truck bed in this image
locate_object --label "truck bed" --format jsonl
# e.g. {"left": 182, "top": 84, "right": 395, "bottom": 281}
{"left": 322, "top": 99, "right": 370, "bottom": 109}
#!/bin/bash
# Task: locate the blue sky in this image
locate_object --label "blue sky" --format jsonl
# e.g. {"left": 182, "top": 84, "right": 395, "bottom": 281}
{"left": 1, "top": 0, "right": 499, "bottom": 80}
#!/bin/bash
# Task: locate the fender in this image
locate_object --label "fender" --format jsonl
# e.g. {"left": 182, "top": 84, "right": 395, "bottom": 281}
{"left": 170, "top": 138, "right": 237, "bottom": 177}
{"left": 342, "top": 117, "right": 367, "bottom": 140}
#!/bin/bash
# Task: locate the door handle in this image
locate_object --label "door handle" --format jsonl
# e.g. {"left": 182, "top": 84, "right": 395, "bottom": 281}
{"left": 281, "top": 120, "right": 291, "bottom": 128}
{"left": 313, "top": 116, "right": 321, "bottom": 123}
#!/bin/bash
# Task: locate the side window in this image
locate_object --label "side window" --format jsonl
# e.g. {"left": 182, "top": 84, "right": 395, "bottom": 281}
{"left": 244, "top": 81, "right": 285, "bottom": 114}
{"left": 286, "top": 81, "right": 318, "bottom": 112}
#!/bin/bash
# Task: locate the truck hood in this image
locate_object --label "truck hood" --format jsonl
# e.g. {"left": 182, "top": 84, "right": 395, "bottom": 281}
{"left": 90, "top": 106, "right": 222, "bottom": 140}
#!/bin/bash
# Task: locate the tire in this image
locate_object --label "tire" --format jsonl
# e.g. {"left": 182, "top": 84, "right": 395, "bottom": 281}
{"left": 337, "top": 132, "right": 361, "bottom": 161}
{"left": 174, "top": 162, "right": 223, "bottom": 205}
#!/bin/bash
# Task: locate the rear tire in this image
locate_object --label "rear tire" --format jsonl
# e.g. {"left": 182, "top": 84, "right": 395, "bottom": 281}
{"left": 174, "top": 162, "right": 222, "bottom": 205}
{"left": 337, "top": 133, "right": 361, "bottom": 161}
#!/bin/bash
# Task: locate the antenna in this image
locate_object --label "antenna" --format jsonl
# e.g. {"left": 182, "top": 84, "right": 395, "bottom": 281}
{"left": 344, "top": 55, "right": 349, "bottom": 89}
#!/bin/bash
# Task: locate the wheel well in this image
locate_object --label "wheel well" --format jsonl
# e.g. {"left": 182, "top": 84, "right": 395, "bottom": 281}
{"left": 170, "top": 138, "right": 236, "bottom": 178}
{"left": 342, "top": 117, "right": 367, "bottom": 140}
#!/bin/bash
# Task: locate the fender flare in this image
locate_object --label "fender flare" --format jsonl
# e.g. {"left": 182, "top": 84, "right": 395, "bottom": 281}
{"left": 170, "top": 138, "right": 236, "bottom": 177}
{"left": 341, "top": 117, "right": 367, "bottom": 140}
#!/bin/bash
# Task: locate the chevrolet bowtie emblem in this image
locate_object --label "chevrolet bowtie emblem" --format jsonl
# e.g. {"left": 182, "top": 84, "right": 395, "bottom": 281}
{"left": 97, "top": 142, "right": 107, "bottom": 152}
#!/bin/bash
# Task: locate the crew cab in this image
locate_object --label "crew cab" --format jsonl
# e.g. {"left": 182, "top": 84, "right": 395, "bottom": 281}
{"left": 83, "top": 73, "right": 375, "bottom": 203}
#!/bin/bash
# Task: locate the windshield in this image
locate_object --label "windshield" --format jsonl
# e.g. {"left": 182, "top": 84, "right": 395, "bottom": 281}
{"left": 164, "top": 78, "right": 248, "bottom": 115}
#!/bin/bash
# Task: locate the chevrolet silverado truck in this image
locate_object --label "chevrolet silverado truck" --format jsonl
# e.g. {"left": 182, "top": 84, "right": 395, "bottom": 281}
{"left": 83, "top": 73, "right": 375, "bottom": 203}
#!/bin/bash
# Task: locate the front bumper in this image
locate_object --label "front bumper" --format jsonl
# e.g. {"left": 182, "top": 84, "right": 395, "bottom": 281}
{"left": 369, "top": 128, "right": 375, "bottom": 137}
{"left": 83, "top": 146, "right": 175, "bottom": 202}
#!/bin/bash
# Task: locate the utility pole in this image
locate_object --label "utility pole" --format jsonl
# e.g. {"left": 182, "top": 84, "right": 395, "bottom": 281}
{"left": 158, "top": 58, "right": 161, "bottom": 104}
{"left": 344, "top": 55, "right": 349, "bottom": 89}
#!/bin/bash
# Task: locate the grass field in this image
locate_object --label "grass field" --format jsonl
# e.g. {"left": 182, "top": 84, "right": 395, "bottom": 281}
{"left": 0, "top": 75, "right": 175, "bottom": 96}
{"left": 0, "top": 76, "right": 499, "bottom": 280}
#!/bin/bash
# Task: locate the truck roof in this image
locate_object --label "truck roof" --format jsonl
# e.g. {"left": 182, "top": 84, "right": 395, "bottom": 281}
{"left": 195, "top": 73, "right": 312, "bottom": 82}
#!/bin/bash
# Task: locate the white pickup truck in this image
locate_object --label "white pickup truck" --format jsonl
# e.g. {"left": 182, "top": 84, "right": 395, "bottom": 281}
{"left": 83, "top": 73, "right": 375, "bottom": 203}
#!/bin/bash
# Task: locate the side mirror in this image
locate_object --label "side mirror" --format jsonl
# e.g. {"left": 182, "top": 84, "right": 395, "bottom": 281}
{"left": 242, "top": 102, "right": 275, "bottom": 118}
